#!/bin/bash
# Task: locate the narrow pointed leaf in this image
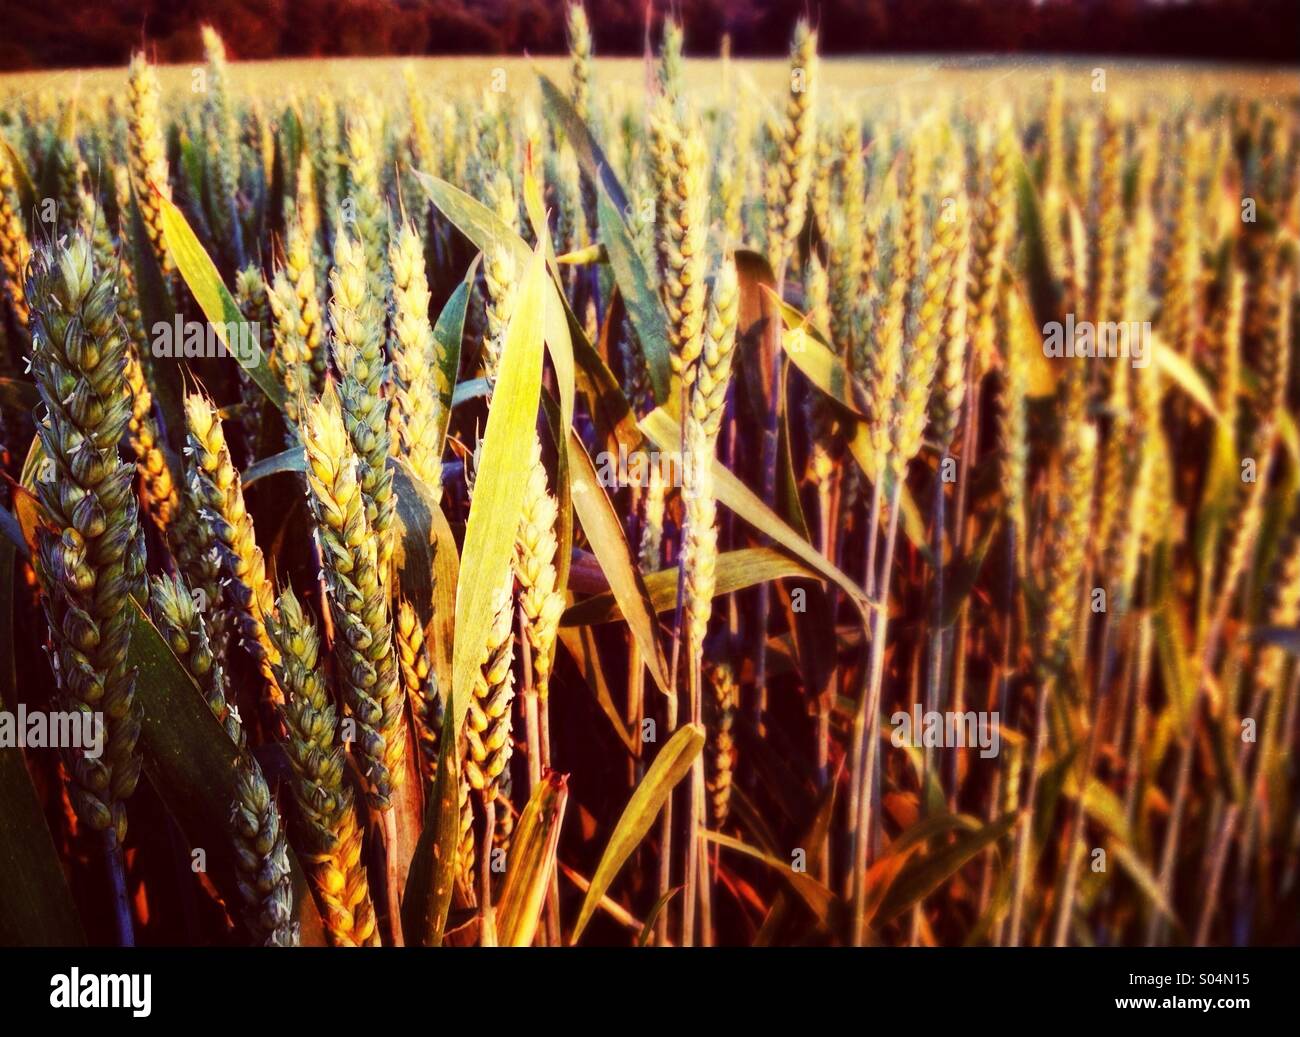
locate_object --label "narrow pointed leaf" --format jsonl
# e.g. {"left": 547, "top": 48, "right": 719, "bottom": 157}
{"left": 767, "top": 288, "right": 865, "bottom": 417}
{"left": 874, "top": 811, "right": 1017, "bottom": 924}
{"left": 451, "top": 241, "right": 548, "bottom": 738}
{"left": 562, "top": 546, "right": 821, "bottom": 627}
{"left": 242, "top": 446, "right": 306, "bottom": 486}
{"left": 496, "top": 771, "right": 569, "bottom": 946}
{"left": 640, "top": 406, "right": 869, "bottom": 610}
{"left": 432, "top": 273, "right": 471, "bottom": 453}
{"left": 156, "top": 190, "right": 285, "bottom": 408}
{"left": 596, "top": 186, "right": 672, "bottom": 405}
{"left": 570, "top": 723, "right": 704, "bottom": 944}
{"left": 566, "top": 431, "right": 670, "bottom": 696}
{"left": 702, "top": 830, "right": 839, "bottom": 924}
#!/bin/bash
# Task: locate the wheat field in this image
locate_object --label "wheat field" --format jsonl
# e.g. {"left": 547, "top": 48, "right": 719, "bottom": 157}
{"left": 0, "top": 10, "right": 1297, "bottom": 949}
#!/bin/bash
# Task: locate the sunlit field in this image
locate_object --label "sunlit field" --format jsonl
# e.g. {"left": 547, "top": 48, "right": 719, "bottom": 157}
{"left": 0, "top": 13, "right": 1297, "bottom": 949}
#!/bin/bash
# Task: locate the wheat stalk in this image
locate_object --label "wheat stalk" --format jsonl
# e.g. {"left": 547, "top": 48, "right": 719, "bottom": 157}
{"left": 679, "top": 257, "right": 739, "bottom": 945}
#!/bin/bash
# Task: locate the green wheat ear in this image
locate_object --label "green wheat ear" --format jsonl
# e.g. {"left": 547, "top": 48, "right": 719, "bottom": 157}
{"left": 302, "top": 386, "right": 406, "bottom": 811}
{"left": 268, "top": 587, "right": 379, "bottom": 946}
{"left": 27, "top": 232, "right": 148, "bottom": 845}
{"left": 387, "top": 220, "right": 445, "bottom": 493}
{"left": 329, "top": 223, "right": 396, "bottom": 585}
{"left": 184, "top": 391, "right": 282, "bottom": 705}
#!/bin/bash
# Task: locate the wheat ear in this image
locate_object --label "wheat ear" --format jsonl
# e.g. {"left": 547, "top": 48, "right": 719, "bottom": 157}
{"left": 200, "top": 26, "right": 245, "bottom": 267}
{"left": 28, "top": 233, "right": 147, "bottom": 846}
{"left": 330, "top": 224, "right": 396, "bottom": 585}
{"left": 0, "top": 135, "right": 31, "bottom": 326}
{"left": 464, "top": 576, "right": 517, "bottom": 798}
{"left": 704, "top": 661, "right": 738, "bottom": 828}
{"left": 396, "top": 598, "right": 442, "bottom": 786}
{"left": 763, "top": 19, "right": 817, "bottom": 280}
{"left": 266, "top": 264, "right": 317, "bottom": 435}
{"left": 566, "top": 2, "right": 597, "bottom": 238}
{"left": 185, "top": 392, "right": 283, "bottom": 702}
{"left": 149, "top": 573, "right": 243, "bottom": 748}
{"left": 343, "top": 100, "right": 389, "bottom": 299}
{"left": 649, "top": 94, "right": 709, "bottom": 387}
{"left": 969, "top": 112, "right": 1016, "bottom": 374}
{"left": 267, "top": 588, "right": 380, "bottom": 946}
{"left": 387, "top": 220, "right": 445, "bottom": 492}
{"left": 302, "top": 387, "right": 406, "bottom": 809}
